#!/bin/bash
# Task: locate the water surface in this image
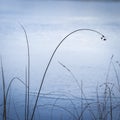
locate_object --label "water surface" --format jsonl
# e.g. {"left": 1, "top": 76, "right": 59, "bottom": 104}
{"left": 0, "top": 0, "right": 120, "bottom": 120}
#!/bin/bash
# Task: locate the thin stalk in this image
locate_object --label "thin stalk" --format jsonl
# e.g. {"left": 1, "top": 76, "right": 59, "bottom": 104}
{"left": 1, "top": 58, "right": 6, "bottom": 120}
{"left": 80, "top": 80, "right": 83, "bottom": 120}
{"left": 103, "top": 103, "right": 120, "bottom": 119}
{"left": 111, "top": 61, "right": 120, "bottom": 92}
{"left": 105, "top": 55, "right": 114, "bottom": 83}
{"left": 96, "top": 84, "right": 102, "bottom": 119}
{"left": 25, "top": 67, "right": 27, "bottom": 120}
{"left": 109, "top": 87, "right": 113, "bottom": 120}
{"left": 58, "top": 61, "right": 84, "bottom": 119}
{"left": 0, "top": 61, "right": 26, "bottom": 120}
{"left": 102, "top": 55, "right": 113, "bottom": 119}
{"left": 30, "top": 28, "right": 106, "bottom": 120}
{"left": 6, "top": 77, "right": 26, "bottom": 100}
{"left": 58, "top": 61, "right": 96, "bottom": 120}
{"left": 13, "top": 100, "right": 20, "bottom": 120}
{"left": 20, "top": 24, "right": 30, "bottom": 120}
{"left": 109, "top": 84, "right": 114, "bottom": 120}
{"left": 58, "top": 61, "right": 81, "bottom": 89}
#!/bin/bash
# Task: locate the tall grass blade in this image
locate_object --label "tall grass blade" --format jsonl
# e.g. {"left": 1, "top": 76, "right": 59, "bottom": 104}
{"left": 20, "top": 24, "right": 30, "bottom": 120}
{"left": 30, "top": 28, "right": 106, "bottom": 120}
{"left": 25, "top": 67, "right": 27, "bottom": 120}
{"left": 58, "top": 61, "right": 96, "bottom": 120}
{"left": 6, "top": 77, "right": 26, "bottom": 100}
{"left": 13, "top": 99, "right": 20, "bottom": 120}
{"left": 111, "top": 61, "right": 120, "bottom": 92}
{"left": 1, "top": 58, "right": 6, "bottom": 120}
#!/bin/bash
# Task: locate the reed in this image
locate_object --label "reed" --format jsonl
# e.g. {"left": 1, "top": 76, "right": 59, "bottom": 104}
{"left": 1, "top": 58, "right": 6, "bottom": 120}
{"left": 1, "top": 26, "right": 120, "bottom": 120}
{"left": 58, "top": 61, "right": 98, "bottom": 120}
{"left": 30, "top": 28, "right": 106, "bottom": 120}
{"left": 0, "top": 60, "right": 26, "bottom": 120}
{"left": 20, "top": 24, "right": 31, "bottom": 120}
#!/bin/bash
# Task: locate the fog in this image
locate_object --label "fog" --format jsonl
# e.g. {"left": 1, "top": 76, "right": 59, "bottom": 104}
{"left": 0, "top": 0, "right": 120, "bottom": 119}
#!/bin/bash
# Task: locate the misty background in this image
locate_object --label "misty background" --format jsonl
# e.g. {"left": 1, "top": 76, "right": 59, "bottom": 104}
{"left": 0, "top": 0, "right": 120, "bottom": 99}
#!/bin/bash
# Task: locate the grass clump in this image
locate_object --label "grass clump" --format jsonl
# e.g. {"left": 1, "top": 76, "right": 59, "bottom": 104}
{"left": 1, "top": 26, "right": 120, "bottom": 120}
